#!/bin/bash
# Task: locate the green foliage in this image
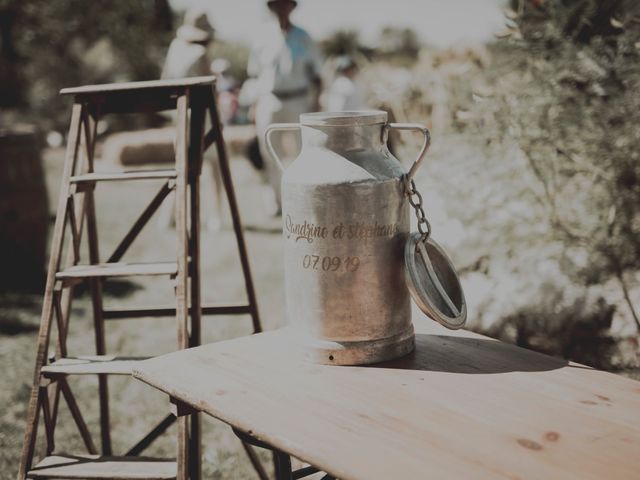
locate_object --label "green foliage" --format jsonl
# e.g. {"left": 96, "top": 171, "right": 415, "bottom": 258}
{"left": 0, "top": 0, "right": 174, "bottom": 131}
{"left": 320, "top": 29, "right": 365, "bottom": 57}
{"left": 467, "top": 0, "right": 640, "bottom": 331}
{"left": 319, "top": 27, "right": 420, "bottom": 64}
{"left": 378, "top": 26, "right": 420, "bottom": 61}
{"left": 489, "top": 283, "right": 618, "bottom": 370}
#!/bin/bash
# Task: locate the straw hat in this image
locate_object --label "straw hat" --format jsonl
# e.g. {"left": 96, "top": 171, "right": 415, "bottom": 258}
{"left": 177, "top": 8, "right": 213, "bottom": 43}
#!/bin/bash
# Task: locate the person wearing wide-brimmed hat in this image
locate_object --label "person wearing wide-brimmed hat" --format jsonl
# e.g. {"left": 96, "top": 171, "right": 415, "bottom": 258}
{"left": 159, "top": 8, "right": 220, "bottom": 230}
{"left": 322, "top": 55, "right": 367, "bottom": 112}
{"left": 248, "top": 0, "right": 323, "bottom": 215}
{"left": 161, "top": 8, "right": 213, "bottom": 80}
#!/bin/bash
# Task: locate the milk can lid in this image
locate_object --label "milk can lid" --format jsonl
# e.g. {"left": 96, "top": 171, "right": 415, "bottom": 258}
{"left": 404, "top": 233, "right": 467, "bottom": 330}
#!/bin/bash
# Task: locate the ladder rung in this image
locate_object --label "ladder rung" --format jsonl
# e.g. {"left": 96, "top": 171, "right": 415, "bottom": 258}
{"left": 104, "top": 304, "right": 253, "bottom": 319}
{"left": 27, "top": 454, "right": 176, "bottom": 479}
{"left": 56, "top": 262, "right": 178, "bottom": 281}
{"left": 70, "top": 170, "right": 177, "bottom": 184}
{"left": 41, "top": 356, "right": 150, "bottom": 376}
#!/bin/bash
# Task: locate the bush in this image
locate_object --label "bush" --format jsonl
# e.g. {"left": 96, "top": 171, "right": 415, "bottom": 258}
{"left": 0, "top": 0, "right": 174, "bottom": 132}
{"left": 465, "top": 0, "right": 640, "bottom": 334}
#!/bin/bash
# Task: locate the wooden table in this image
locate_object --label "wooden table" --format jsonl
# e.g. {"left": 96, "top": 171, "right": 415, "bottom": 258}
{"left": 133, "top": 318, "right": 640, "bottom": 479}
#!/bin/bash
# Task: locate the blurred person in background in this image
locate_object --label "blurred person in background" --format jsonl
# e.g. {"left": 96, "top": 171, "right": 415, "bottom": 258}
{"left": 159, "top": 8, "right": 225, "bottom": 230}
{"left": 161, "top": 8, "right": 213, "bottom": 80}
{"left": 322, "top": 55, "right": 367, "bottom": 111}
{"left": 248, "top": 0, "right": 323, "bottom": 216}
{"left": 211, "top": 58, "right": 239, "bottom": 125}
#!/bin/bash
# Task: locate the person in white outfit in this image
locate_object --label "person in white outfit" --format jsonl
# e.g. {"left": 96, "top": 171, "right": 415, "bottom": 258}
{"left": 161, "top": 8, "right": 212, "bottom": 80}
{"left": 323, "top": 55, "right": 367, "bottom": 112}
{"left": 159, "top": 9, "right": 225, "bottom": 230}
{"left": 248, "top": 0, "right": 323, "bottom": 215}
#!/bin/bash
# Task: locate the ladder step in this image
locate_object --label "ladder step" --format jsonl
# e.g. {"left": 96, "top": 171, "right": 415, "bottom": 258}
{"left": 104, "top": 303, "right": 253, "bottom": 319}
{"left": 56, "top": 262, "right": 178, "bottom": 281}
{"left": 41, "top": 356, "right": 150, "bottom": 376}
{"left": 27, "top": 454, "right": 176, "bottom": 479}
{"left": 70, "top": 170, "right": 177, "bottom": 184}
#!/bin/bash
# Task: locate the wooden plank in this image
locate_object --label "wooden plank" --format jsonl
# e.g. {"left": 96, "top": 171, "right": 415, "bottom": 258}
{"left": 169, "top": 399, "right": 199, "bottom": 418}
{"left": 27, "top": 455, "right": 176, "bottom": 479}
{"left": 82, "top": 111, "right": 112, "bottom": 456}
{"left": 52, "top": 288, "right": 67, "bottom": 358}
{"left": 60, "top": 76, "right": 215, "bottom": 95}
{"left": 42, "top": 356, "right": 149, "bottom": 376}
{"left": 187, "top": 102, "right": 205, "bottom": 480}
{"left": 241, "top": 443, "right": 270, "bottom": 480}
{"left": 174, "top": 92, "right": 190, "bottom": 480}
{"left": 103, "top": 304, "right": 251, "bottom": 320}
{"left": 206, "top": 89, "right": 262, "bottom": 334}
{"left": 66, "top": 197, "right": 81, "bottom": 263}
{"left": 133, "top": 317, "right": 640, "bottom": 480}
{"left": 71, "top": 170, "right": 177, "bottom": 184}
{"left": 107, "top": 181, "right": 174, "bottom": 264}
{"left": 59, "top": 378, "right": 98, "bottom": 455}
{"left": 125, "top": 415, "right": 176, "bottom": 457}
{"left": 18, "top": 103, "right": 84, "bottom": 478}
{"left": 48, "top": 110, "right": 94, "bottom": 456}
{"left": 188, "top": 104, "right": 204, "bottom": 349}
{"left": 56, "top": 262, "right": 178, "bottom": 280}
{"left": 39, "top": 387, "right": 55, "bottom": 455}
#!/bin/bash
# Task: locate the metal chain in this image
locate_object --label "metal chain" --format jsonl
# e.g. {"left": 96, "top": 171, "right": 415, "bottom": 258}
{"left": 405, "top": 176, "right": 432, "bottom": 244}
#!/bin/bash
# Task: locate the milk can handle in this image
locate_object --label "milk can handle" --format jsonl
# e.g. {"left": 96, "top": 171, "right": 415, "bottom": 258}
{"left": 386, "top": 123, "right": 431, "bottom": 182}
{"left": 264, "top": 123, "right": 301, "bottom": 171}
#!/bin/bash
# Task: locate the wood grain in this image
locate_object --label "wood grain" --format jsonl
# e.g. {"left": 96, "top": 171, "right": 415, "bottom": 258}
{"left": 174, "top": 92, "right": 190, "bottom": 480}
{"left": 41, "top": 356, "right": 149, "bottom": 376}
{"left": 27, "top": 455, "right": 176, "bottom": 479}
{"left": 56, "top": 262, "right": 178, "bottom": 280}
{"left": 70, "top": 170, "right": 177, "bottom": 184}
{"left": 17, "top": 103, "right": 84, "bottom": 478}
{"left": 60, "top": 77, "right": 215, "bottom": 95}
{"left": 134, "top": 317, "right": 640, "bottom": 480}
{"left": 205, "top": 88, "right": 262, "bottom": 334}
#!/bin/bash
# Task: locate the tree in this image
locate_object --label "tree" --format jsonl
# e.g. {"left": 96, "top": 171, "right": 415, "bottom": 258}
{"left": 320, "top": 29, "right": 371, "bottom": 59}
{"left": 378, "top": 26, "right": 420, "bottom": 61}
{"left": 0, "top": 0, "right": 174, "bottom": 131}
{"left": 492, "top": 0, "right": 640, "bottom": 331}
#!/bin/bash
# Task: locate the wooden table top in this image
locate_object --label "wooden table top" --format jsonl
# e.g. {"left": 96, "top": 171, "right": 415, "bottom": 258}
{"left": 133, "top": 318, "right": 640, "bottom": 480}
{"left": 60, "top": 76, "right": 216, "bottom": 96}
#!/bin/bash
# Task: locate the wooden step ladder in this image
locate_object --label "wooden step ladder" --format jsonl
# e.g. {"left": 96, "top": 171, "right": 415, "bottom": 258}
{"left": 18, "top": 77, "right": 265, "bottom": 480}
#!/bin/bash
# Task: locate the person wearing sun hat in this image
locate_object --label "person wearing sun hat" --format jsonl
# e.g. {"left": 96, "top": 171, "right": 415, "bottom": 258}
{"left": 161, "top": 7, "right": 214, "bottom": 80}
{"left": 158, "top": 8, "right": 217, "bottom": 230}
{"left": 248, "top": 0, "right": 323, "bottom": 215}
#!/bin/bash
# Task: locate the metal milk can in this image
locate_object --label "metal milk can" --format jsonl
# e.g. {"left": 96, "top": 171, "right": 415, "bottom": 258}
{"left": 266, "top": 111, "right": 466, "bottom": 365}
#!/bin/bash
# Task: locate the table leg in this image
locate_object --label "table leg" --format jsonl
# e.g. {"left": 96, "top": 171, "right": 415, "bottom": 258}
{"left": 231, "top": 428, "right": 332, "bottom": 480}
{"left": 274, "top": 450, "right": 292, "bottom": 480}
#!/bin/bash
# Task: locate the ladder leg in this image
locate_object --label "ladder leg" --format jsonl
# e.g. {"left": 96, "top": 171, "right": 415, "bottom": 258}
{"left": 40, "top": 386, "right": 55, "bottom": 455}
{"left": 18, "top": 103, "right": 84, "bottom": 478}
{"left": 175, "top": 92, "right": 190, "bottom": 480}
{"left": 188, "top": 104, "right": 206, "bottom": 480}
{"left": 188, "top": 104, "right": 204, "bottom": 350}
{"left": 206, "top": 90, "right": 263, "bottom": 334}
{"left": 48, "top": 109, "right": 93, "bottom": 444}
{"left": 88, "top": 208, "right": 111, "bottom": 455}
{"left": 82, "top": 110, "right": 112, "bottom": 455}
{"left": 47, "top": 286, "right": 67, "bottom": 451}
{"left": 59, "top": 378, "right": 98, "bottom": 454}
